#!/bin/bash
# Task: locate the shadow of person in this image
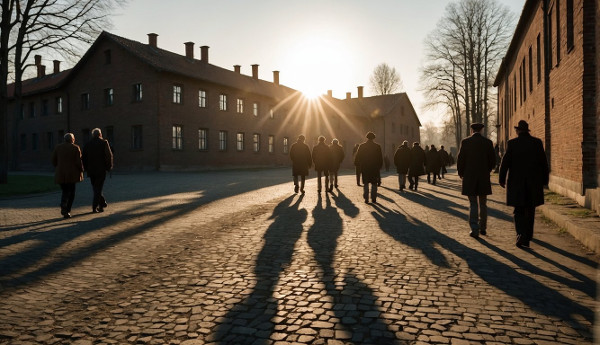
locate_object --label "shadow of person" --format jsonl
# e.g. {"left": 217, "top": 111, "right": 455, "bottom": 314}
{"left": 214, "top": 194, "right": 306, "bottom": 344}
{"left": 330, "top": 189, "right": 359, "bottom": 218}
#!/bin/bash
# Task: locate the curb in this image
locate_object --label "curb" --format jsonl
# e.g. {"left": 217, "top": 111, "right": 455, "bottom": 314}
{"left": 539, "top": 203, "right": 600, "bottom": 255}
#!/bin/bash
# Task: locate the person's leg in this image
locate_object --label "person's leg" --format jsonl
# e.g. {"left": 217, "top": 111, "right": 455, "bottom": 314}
{"left": 432, "top": 172, "right": 437, "bottom": 185}
{"left": 97, "top": 176, "right": 106, "bottom": 208}
{"left": 334, "top": 172, "right": 338, "bottom": 187}
{"left": 398, "top": 174, "right": 402, "bottom": 190}
{"left": 427, "top": 172, "right": 431, "bottom": 183}
{"left": 363, "top": 182, "right": 369, "bottom": 202}
{"left": 317, "top": 171, "right": 322, "bottom": 192}
{"left": 293, "top": 175, "right": 299, "bottom": 193}
{"left": 325, "top": 173, "right": 331, "bottom": 192}
{"left": 408, "top": 175, "right": 414, "bottom": 189}
{"left": 371, "top": 182, "right": 378, "bottom": 202}
{"left": 300, "top": 176, "right": 306, "bottom": 193}
{"left": 524, "top": 206, "right": 536, "bottom": 245}
{"left": 467, "top": 195, "right": 479, "bottom": 236}
{"left": 414, "top": 176, "right": 419, "bottom": 190}
{"left": 356, "top": 167, "right": 361, "bottom": 185}
{"left": 60, "top": 183, "right": 69, "bottom": 215}
{"left": 478, "top": 195, "right": 487, "bottom": 234}
{"left": 66, "top": 183, "right": 76, "bottom": 214}
{"left": 514, "top": 206, "right": 525, "bottom": 245}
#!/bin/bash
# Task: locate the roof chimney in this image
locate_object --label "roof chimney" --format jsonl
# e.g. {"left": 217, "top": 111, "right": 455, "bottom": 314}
{"left": 184, "top": 42, "right": 194, "bottom": 58}
{"left": 346, "top": 92, "right": 351, "bottom": 100}
{"left": 273, "top": 71, "right": 279, "bottom": 85}
{"left": 327, "top": 90, "right": 333, "bottom": 98}
{"left": 358, "top": 86, "right": 364, "bottom": 99}
{"left": 251, "top": 64, "right": 259, "bottom": 79}
{"left": 200, "top": 46, "right": 209, "bottom": 63}
{"left": 34, "top": 55, "right": 41, "bottom": 66}
{"left": 234, "top": 65, "right": 241, "bottom": 74}
{"left": 53, "top": 60, "right": 60, "bottom": 74}
{"left": 37, "top": 65, "right": 46, "bottom": 78}
{"left": 147, "top": 33, "right": 158, "bottom": 47}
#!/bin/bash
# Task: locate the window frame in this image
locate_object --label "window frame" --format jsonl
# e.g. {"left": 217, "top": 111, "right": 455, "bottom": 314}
{"left": 268, "top": 135, "right": 274, "bottom": 153}
{"left": 173, "top": 85, "right": 183, "bottom": 104}
{"left": 219, "top": 94, "right": 227, "bottom": 111}
{"left": 253, "top": 133, "right": 260, "bottom": 152}
{"left": 237, "top": 98, "right": 244, "bottom": 114}
{"left": 236, "top": 132, "right": 245, "bottom": 151}
{"left": 172, "top": 124, "right": 183, "bottom": 150}
{"left": 219, "top": 130, "right": 228, "bottom": 151}
{"left": 198, "top": 128, "right": 208, "bottom": 151}
{"left": 199, "top": 90, "right": 206, "bottom": 108}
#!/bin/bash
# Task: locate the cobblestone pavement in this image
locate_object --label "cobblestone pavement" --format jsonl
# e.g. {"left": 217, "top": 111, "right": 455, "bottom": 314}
{"left": 0, "top": 168, "right": 597, "bottom": 345}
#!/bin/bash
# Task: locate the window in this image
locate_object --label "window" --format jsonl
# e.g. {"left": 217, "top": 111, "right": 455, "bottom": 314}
{"left": 522, "top": 57, "right": 526, "bottom": 102}
{"left": 104, "top": 49, "right": 111, "bottom": 64}
{"left": 283, "top": 137, "right": 289, "bottom": 154}
{"left": 20, "top": 134, "right": 26, "bottom": 151}
{"left": 219, "top": 131, "right": 227, "bottom": 151}
{"left": 81, "top": 93, "right": 90, "bottom": 110}
{"left": 42, "top": 99, "right": 49, "bottom": 116}
{"left": 237, "top": 98, "right": 244, "bottom": 113}
{"left": 56, "top": 97, "right": 63, "bottom": 114}
{"left": 29, "top": 102, "right": 35, "bottom": 118}
{"left": 566, "top": 0, "right": 574, "bottom": 50}
{"left": 131, "top": 125, "right": 143, "bottom": 149}
{"left": 133, "top": 83, "right": 143, "bottom": 102}
{"left": 219, "top": 94, "right": 227, "bottom": 111}
{"left": 236, "top": 132, "right": 244, "bottom": 151}
{"left": 47, "top": 132, "right": 54, "bottom": 150}
{"left": 556, "top": 0, "right": 561, "bottom": 64}
{"left": 198, "top": 128, "right": 208, "bottom": 151}
{"left": 173, "top": 85, "right": 182, "bottom": 104}
{"left": 105, "top": 88, "right": 114, "bottom": 106}
{"left": 199, "top": 90, "right": 206, "bottom": 108}
{"left": 528, "top": 46, "right": 533, "bottom": 93}
{"left": 172, "top": 125, "right": 183, "bottom": 150}
{"left": 253, "top": 133, "right": 260, "bottom": 152}
{"left": 268, "top": 135, "right": 274, "bottom": 153}
{"left": 519, "top": 65, "right": 523, "bottom": 106}
{"left": 253, "top": 102, "right": 258, "bottom": 116}
{"left": 537, "top": 34, "right": 541, "bottom": 84}
{"left": 31, "top": 133, "right": 38, "bottom": 151}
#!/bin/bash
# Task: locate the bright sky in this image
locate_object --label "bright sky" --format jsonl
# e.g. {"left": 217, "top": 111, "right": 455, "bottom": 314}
{"left": 111, "top": 0, "right": 526, "bottom": 126}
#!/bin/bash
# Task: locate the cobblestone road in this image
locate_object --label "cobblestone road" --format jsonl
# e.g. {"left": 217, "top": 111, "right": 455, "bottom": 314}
{"left": 0, "top": 168, "right": 597, "bottom": 345}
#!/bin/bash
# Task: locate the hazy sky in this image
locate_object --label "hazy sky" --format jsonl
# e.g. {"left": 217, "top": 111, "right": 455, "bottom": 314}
{"left": 111, "top": 0, "right": 525, "bottom": 126}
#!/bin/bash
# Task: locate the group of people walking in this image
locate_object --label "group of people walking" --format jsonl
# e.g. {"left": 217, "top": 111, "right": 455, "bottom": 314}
{"left": 289, "top": 135, "right": 345, "bottom": 194}
{"left": 392, "top": 141, "right": 451, "bottom": 192}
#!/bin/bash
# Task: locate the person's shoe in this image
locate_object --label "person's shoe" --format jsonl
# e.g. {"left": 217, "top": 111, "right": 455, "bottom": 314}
{"left": 97, "top": 207, "right": 104, "bottom": 213}
{"left": 300, "top": 188, "right": 305, "bottom": 194}
{"left": 516, "top": 235, "right": 524, "bottom": 248}
{"left": 469, "top": 231, "right": 479, "bottom": 238}
{"left": 364, "top": 198, "right": 369, "bottom": 203}
{"left": 294, "top": 185, "right": 299, "bottom": 193}
{"left": 480, "top": 229, "right": 487, "bottom": 235}
{"left": 63, "top": 212, "right": 71, "bottom": 219}
{"left": 101, "top": 201, "right": 108, "bottom": 208}
{"left": 372, "top": 198, "right": 377, "bottom": 203}
{"left": 92, "top": 207, "right": 98, "bottom": 213}
{"left": 335, "top": 184, "right": 338, "bottom": 188}
{"left": 328, "top": 186, "right": 333, "bottom": 192}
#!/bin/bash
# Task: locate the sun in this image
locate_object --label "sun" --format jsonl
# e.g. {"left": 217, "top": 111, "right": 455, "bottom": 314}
{"left": 301, "top": 87, "right": 323, "bottom": 100}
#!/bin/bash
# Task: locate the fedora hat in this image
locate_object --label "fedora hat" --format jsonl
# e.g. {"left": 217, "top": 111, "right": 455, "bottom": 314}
{"left": 470, "top": 123, "right": 484, "bottom": 131}
{"left": 514, "top": 120, "right": 530, "bottom": 131}
{"left": 366, "top": 132, "right": 376, "bottom": 139}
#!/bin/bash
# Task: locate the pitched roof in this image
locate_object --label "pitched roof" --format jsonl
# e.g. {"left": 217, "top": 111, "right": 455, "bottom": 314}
{"left": 7, "top": 69, "right": 71, "bottom": 98}
{"left": 324, "top": 93, "right": 421, "bottom": 126}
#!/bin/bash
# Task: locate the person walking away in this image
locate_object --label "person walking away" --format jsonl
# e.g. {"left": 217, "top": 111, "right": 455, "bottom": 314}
{"left": 353, "top": 144, "right": 361, "bottom": 186}
{"left": 393, "top": 140, "right": 411, "bottom": 191}
{"left": 329, "top": 139, "right": 345, "bottom": 190}
{"left": 289, "top": 134, "right": 312, "bottom": 194}
{"left": 312, "top": 136, "right": 332, "bottom": 193}
{"left": 426, "top": 144, "right": 442, "bottom": 185}
{"left": 499, "top": 120, "right": 549, "bottom": 248}
{"left": 51, "top": 133, "right": 84, "bottom": 218}
{"left": 354, "top": 132, "right": 383, "bottom": 203}
{"left": 82, "top": 128, "right": 113, "bottom": 213}
{"left": 439, "top": 145, "right": 450, "bottom": 178}
{"left": 457, "top": 123, "right": 496, "bottom": 238}
{"left": 407, "top": 142, "right": 426, "bottom": 191}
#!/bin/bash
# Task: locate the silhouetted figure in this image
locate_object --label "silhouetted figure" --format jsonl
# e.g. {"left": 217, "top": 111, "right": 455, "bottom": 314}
{"left": 289, "top": 134, "right": 312, "bottom": 194}
{"left": 82, "top": 128, "right": 113, "bottom": 213}
{"left": 499, "top": 120, "right": 549, "bottom": 248}
{"left": 426, "top": 144, "right": 442, "bottom": 185}
{"left": 353, "top": 143, "right": 361, "bottom": 185}
{"left": 457, "top": 123, "right": 496, "bottom": 238}
{"left": 329, "top": 138, "right": 345, "bottom": 190}
{"left": 354, "top": 132, "right": 383, "bottom": 203}
{"left": 393, "top": 140, "right": 411, "bottom": 191}
{"left": 407, "top": 142, "right": 426, "bottom": 191}
{"left": 312, "top": 136, "right": 333, "bottom": 193}
{"left": 51, "top": 133, "right": 84, "bottom": 219}
{"left": 439, "top": 145, "right": 450, "bottom": 178}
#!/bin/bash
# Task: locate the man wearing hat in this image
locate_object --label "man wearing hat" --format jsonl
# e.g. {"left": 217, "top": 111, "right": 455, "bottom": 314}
{"left": 354, "top": 132, "right": 383, "bottom": 203}
{"left": 457, "top": 122, "right": 496, "bottom": 238}
{"left": 289, "top": 134, "right": 312, "bottom": 193}
{"left": 499, "top": 120, "right": 549, "bottom": 248}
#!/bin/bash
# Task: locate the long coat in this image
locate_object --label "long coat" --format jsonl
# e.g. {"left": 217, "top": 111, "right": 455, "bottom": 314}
{"left": 52, "top": 142, "right": 84, "bottom": 184}
{"left": 426, "top": 147, "right": 441, "bottom": 173}
{"left": 354, "top": 139, "right": 383, "bottom": 184}
{"left": 289, "top": 141, "right": 312, "bottom": 176}
{"left": 408, "top": 145, "right": 426, "bottom": 177}
{"left": 457, "top": 132, "right": 496, "bottom": 196}
{"left": 499, "top": 132, "right": 549, "bottom": 207}
{"left": 439, "top": 148, "right": 450, "bottom": 167}
{"left": 82, "top": 137, "right": 113, "bottom": 178}
{"left": 312, "top": 142, "right": 332, "bottom": 172}
{"left": 329, "top": 143, "right": 345, "bottom": 173}
{"left": 393, "top": 144, "right": 411, "bottom": 174}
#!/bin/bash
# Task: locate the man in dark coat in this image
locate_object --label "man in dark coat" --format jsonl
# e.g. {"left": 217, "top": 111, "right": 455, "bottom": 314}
{"left": 438, "top": 145, "right": 450, "bottom": 178}
{"left": 52, "top": 133, "right": 84, "bottom": 218}
{"left": 289, "top": 134, "right": 312, "bottom": 194}
{"left": 82, "top": 128, "right": 113, "bottom": 213}
{"left": 354, "top": 132, "right": 383, "bottom": 203}
{"left": 426, "top": 144, "right": 442, "bottom": 185}
{"left": 408, "top": 142, "right": 426, "bottom": 191}
{"left": 312, "top": 136, "right": 332, "bottom": 193}
{"left": 499, "top": 120, "right": 549, "bottom": 248}
{"left": 457, "top": 123, "right": 496, "bottom": 238}
{"left": 393, "top": 140, "right": 411, "bottom": 191}
{"left": 329, "top": 138, "right": 345, "bottom": 190}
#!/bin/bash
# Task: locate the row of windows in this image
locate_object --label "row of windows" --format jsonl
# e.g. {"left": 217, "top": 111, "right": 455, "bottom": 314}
{"left": 174, "top": 85, "right": 271, "bottom": 117}
{"left": 173, "top": 125, "right": 286, "bottom": 153}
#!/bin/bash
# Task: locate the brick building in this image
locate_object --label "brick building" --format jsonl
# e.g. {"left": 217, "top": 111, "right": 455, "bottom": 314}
{"left": 7, "top": 31, "right": 421, "bottom": 172}
{"left": 494, "top": 0, "right": 599, "bottom": 213}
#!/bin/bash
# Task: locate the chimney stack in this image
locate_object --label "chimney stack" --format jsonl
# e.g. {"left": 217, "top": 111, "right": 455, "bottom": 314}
{"left": 327, "top": 90, "right": 333, "bottom": 98}
{"left": 346, "top": 92, "right": 351, "bottom": 100}
{"left": 251, "top": 64, "right": 259, "bottom": 79}
{"left": 273, "top": 71, "right": 279, "bottom": 85}
{"left": 200, "top": 46, "right": 209, "bottom": 63}
{"left": 184, "top": 42, "right": 194, "bottom": 58}
{"left": 147, "top": 33, "right": 158, "bottom": 47}
{"left": 234, "top": 65, "right": 241, "bottom": 74}
{"left": 34, "top": 55, "right": 41, "bottom": 66}
{"left": 37, "top": 65, "right": 46, "bottom": 78}
{"left": 358, "top": 86, "right": 364, "bottom": 99}
{"left": 53, "top": 60, "right": 60, "bottom": 74}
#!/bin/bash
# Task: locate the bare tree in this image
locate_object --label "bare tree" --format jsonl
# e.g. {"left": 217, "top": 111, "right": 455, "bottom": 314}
{"left": 369, "top": 63, "right": 404, "bottom": 95}
{"left": 0, "top": 0, "right": 125, "bottom": 184}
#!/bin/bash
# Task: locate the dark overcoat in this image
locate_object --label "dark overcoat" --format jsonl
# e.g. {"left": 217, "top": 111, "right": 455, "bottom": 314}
{"left": 393, "top": 145, "right": 411, "bottom": 174}
{"left": 329, "top": 143, "right": 345, "bottom": 173}
{"left": 52, "top": 142, "right": 84, "bottom": 184}
{"left": 499, "top": 133, "right": 549, "bottom": 207}
{"left": 408, "top": 145, "right": 426, "bottom": 177}
{"left": 457, "top": 133, "right": 495, "bottom": 196}
{"left": 426, "top": 147, "right": 441, "bottom": 173}
{"left": 312, "top": 142, "right": 332, "bottom": 172}
{"left": 82, "top": 137, "right": 113, "bottom": 178}
{"left": 354, "top": 140, "right": 383, "bottom": 184}
{"left": 439, "top": 148, "right": 450, "bottom": 167}
{"left": 289, "top": 141, "right": 312, "bottom": 176}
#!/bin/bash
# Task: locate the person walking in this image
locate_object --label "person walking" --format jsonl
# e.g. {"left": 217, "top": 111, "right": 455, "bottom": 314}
{"left": 438, "top": 145, "right": 450, "bottom": 179}
{"left": 354, "top": 132, "right": 383, "bottom": 203}
{"left": 289, "top": 134, "right": 312, "bottom": 194}
{"left": 329, "top": 138, "right": 345, "bottom": 190}
{"left": 426, "top": 144, "right": 442, "bottom": 185}
{"left": 51, "top": 133, "right": 84, "bottom": 218}
{"left": 499, "top": 120, "right": 549, "bottom": 248}
{"left": 312, "top": 136, "right": 332, "bottom": 193}
{"left": 457, "top": 123, "right": 496, "bottom": 238}
{"left": 353, "top": 143, "right": 361, "bottom": 186}
{"left": 393, "top": 140, "right": 411, "bottom": 191}
{"left": 82, "top": 128, "right": 113, "bottom": 213}
{"left": 407, "top": 142, "right": 426, "bottom": 191}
